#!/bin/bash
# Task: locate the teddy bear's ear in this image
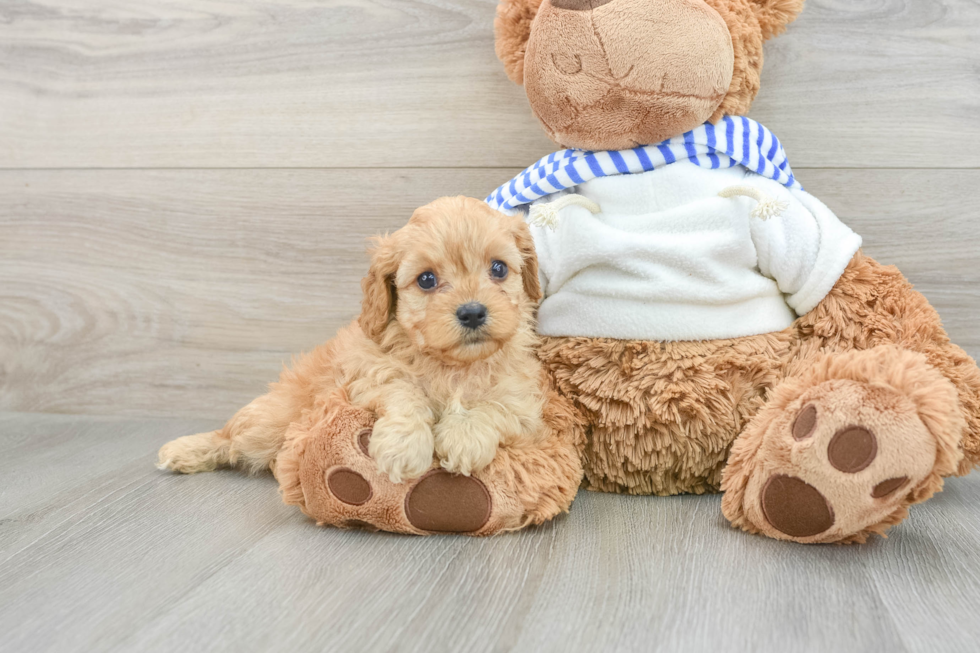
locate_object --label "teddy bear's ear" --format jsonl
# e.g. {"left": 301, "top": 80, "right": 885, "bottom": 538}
{"left": 749, "top": 0, "right": 805, "bottom": 40}
{"left": 494, "top": 0, "right": 544, "bottom": 85}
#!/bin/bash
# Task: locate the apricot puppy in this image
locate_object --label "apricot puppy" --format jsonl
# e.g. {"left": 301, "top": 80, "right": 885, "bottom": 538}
{"left": 158, "top": 196, "right": 546, "bottom": 483}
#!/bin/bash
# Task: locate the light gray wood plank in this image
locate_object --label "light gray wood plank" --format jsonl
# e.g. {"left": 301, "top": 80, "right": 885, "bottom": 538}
{"left": 1, "top": 0, "right": 978, "bottom": 169}
{"left": 0, "top": 167, "right": 517, "bottom": 419}
{"left": 754, "top": 0, "right": 980, "bottom": 169}
{"left": 506, "top": 485, "right": 980, "bottom": 653}
{"left": 0, "top": 412, "right": 213, "bottom": 522}
{"left": 2, "top": 168, "right": 978, "bottom": 419}
{"left": 0, "top": 413, "right": 294, "bottom": 653}
{"left": 1, "top": 412, "right": 979, "bottom": 653}
{"left": 2, "top": 0, "right": 978, "bottom": 649}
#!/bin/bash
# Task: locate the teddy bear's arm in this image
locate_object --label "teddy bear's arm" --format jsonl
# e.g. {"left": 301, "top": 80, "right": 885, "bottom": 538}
{"left": 740, "top": 177, "right": 862, "bottom": 316}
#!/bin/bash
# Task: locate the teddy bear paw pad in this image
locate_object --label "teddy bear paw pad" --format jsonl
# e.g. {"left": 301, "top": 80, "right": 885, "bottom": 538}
{"left": 326, "top": 468, "right": 373, "bottom": 505}
{"left": 871, "top": 476, "right": 910, "bottom": 498}
{"left": 760, "top": 474, "right": 834, "bottom": 539}
{"left": 827, "top": 426, "right": 877, "bottom": 473}
{"left": 356, "top": 428, "right": 372, "bottom": 457}
{"left": 404, "top": 470, "right": 492, "bottom": 533}
{"left": 745, "top": 380, "right": 938, "bottom": 543}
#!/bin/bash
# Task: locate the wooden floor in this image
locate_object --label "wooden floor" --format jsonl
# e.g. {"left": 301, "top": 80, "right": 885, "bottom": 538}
{"left": 2, "top": 412, "right": 980, "bottom": 653}
{"left": 2, "top": 0, "right": 980, "bottom": 651}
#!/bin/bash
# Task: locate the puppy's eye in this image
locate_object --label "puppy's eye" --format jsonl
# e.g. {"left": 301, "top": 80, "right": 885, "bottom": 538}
{"left": 417, "top": 271, "right": 437, "bottom": 290}
{"left": 490, "top": 260, "right": 508, "bottom": 280}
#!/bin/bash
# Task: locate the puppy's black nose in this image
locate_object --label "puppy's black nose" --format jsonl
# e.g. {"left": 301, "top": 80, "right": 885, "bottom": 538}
{"left": 456, "top": 302, "right": 488, "bottom": 330}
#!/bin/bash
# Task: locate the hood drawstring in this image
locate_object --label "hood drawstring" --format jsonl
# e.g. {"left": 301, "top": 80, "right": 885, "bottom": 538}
{"left": 719, "top": 186, "right": 789, "bottom": 220}
{"left": 528, "top": 194, "right": 602, "bottom": 231}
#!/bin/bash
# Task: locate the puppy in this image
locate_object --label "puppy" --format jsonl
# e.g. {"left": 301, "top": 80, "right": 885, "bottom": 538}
{"left": 158, "top": 196, "right": 546, "bottom": 483}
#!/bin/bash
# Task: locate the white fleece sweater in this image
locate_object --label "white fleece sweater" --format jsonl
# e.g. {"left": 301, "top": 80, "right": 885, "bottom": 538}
{"left": 527, "top": 164, "right": 862, "bottom": 341}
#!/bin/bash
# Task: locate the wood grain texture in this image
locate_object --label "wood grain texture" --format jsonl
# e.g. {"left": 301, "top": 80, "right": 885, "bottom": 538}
{"left": 2, "top": 167, "right": 979, "bottom": 419}
{"left": 1, "top": 412, "right": 979, "bottom": 653}
{"left": 3, "top": 0, "right": 980, "bottom": 649}
{"left": 1, "top": 0, "right": 979, "bottom": 169}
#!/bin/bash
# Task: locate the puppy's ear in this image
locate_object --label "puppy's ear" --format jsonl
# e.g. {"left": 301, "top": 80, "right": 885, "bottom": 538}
{"left": 749, "top": 0, "right": 804, "bottom": 40}
{"left": 512, "top": 218, "right": 541, "bottom": 302}
{"left": 359, "top": 234, "right": 400, "bottom": 344}
{"left": 495, "top": 0, "right": 543, "bottom": 85}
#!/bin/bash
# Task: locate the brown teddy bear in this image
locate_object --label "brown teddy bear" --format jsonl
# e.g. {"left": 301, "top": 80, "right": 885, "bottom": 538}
{"left": 490, "top": 0, "right": 980, "bottom": 543}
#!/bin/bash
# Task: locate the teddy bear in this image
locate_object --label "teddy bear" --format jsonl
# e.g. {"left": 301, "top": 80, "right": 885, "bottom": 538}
{"left": 487, "top": 0, "right": 980, "bottom": 543}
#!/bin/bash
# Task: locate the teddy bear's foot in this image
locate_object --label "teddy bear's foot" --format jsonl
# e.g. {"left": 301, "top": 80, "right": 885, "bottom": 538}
{"left": 721, "top": 345, "right": 965, "bottom": 544}
{"left": 274, "top": 394, "right": 584, "bottom": 536}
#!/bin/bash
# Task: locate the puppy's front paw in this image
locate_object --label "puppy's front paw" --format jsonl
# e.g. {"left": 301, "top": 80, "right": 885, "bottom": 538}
{"left": 369, "top": 415, "right": 435, "bottom": 484}
{"left": 434, "top": 413, "right": 500, "bottom": 477}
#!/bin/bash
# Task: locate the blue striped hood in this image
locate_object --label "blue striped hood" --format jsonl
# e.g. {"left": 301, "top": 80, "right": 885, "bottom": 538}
{"left": 486, "top": 116, "right": 801, "bottom": 213}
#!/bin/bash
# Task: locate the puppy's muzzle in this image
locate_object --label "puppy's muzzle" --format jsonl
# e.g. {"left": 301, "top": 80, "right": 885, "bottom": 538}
{"left": 456, "top": 302, "right": 488, "bottom": 330}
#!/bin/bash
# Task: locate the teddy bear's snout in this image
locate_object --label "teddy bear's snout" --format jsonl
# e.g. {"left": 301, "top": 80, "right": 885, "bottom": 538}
{"left": 523, "top": 0, "right": 737, "bottom": 150}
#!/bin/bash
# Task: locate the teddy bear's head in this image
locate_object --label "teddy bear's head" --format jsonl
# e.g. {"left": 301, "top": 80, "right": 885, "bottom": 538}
{"left": 495, "top": 0, "right": 804, "bottom": 151}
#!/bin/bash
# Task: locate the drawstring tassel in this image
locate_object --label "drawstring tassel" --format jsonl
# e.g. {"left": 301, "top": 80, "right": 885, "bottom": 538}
{"left": 528, "top": 194, "right": 602, "bottom": 230}
{"left": 719, "top": 185, "right": 788, "bottom": 220}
